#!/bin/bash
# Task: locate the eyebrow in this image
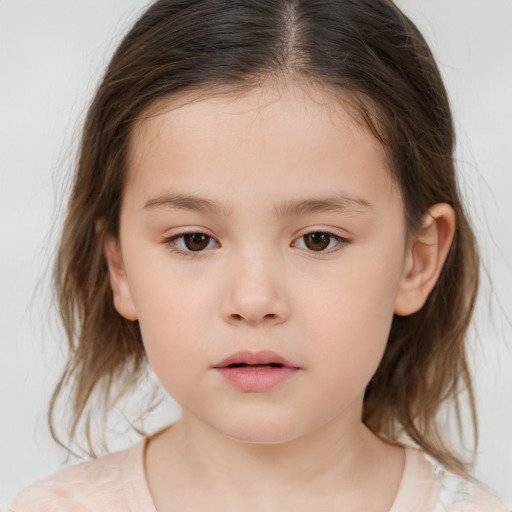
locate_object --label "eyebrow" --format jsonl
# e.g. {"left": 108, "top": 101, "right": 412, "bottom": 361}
{"left": 143, "top": 193, "right": 373, "bottom": 217}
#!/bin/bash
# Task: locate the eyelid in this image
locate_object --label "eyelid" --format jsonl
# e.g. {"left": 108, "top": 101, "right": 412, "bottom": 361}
{"left": 162, "top": 229, "right": 220, "bottom": 255}
{"left": 161, "top": 227, "right": 350, "bottom": 256}
{"left": 291, "top": 228, "right": 351, "bottom": 254}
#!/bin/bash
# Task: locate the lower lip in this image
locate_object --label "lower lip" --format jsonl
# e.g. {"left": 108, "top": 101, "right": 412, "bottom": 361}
{"left": 215, "top": 366, "right": 299, "bottom": 392}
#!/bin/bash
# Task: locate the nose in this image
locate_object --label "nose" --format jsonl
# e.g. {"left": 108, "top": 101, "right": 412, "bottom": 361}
{"left": 220, "top": 251, "right": 291, "bottom": 327}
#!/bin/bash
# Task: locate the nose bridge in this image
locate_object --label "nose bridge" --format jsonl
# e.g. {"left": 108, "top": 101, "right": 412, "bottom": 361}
{"left": 221, "top": 242, "right": 289, "bottom": 326}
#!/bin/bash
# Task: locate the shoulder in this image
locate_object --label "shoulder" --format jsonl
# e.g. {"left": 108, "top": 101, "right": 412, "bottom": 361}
{"left": 395, "top": 447, "right": 510, "bottom": 512}
{"left": 422, "top": 452, "right": 511, "bottom": 512}
{"left": 434, "top": 470, "right": 511, "bottom": 512}
{"left": 8, "top": 440, "right": 147, "bottom": 512}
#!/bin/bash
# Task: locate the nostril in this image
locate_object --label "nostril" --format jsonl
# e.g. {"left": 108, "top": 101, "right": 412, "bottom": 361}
{"left": 225, "top": 308, "right": 287, "bottom": 325}
{"left": 230, "top": 313, "right": 276, "bottom": 320}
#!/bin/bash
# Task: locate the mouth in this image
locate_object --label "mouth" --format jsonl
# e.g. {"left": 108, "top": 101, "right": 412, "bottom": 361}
{"left": 213, "top": 350, "right": 301, "bottom": 392}
{"left": 225, "top": 362, "right": 284, "bottom": 369}
{"left": 213, "top": 350, "right": 299, "bottom": 369}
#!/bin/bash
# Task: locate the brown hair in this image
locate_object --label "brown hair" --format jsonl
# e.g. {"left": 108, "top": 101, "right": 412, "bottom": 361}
{"left": 50, "top": 0, "right": 479, "bottom": 474}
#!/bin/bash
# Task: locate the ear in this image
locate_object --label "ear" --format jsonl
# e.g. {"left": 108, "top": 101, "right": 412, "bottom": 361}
{"left": 394, "top": 203, "right": 455, "bottom": 316}
{"left": 104, "top": 235, "right": 138, "bottom": 321}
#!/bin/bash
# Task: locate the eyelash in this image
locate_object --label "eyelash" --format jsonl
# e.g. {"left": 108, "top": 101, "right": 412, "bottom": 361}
{"left": 162, "top": 231, "right": 350, "bottom": 256}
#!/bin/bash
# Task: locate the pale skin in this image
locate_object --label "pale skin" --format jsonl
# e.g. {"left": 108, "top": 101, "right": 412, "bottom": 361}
{"left": 104, "top": 83, "right": 455, "bottom": 512}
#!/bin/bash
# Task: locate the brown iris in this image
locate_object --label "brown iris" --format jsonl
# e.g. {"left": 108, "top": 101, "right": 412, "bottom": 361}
{"left": 183, "top": 233, "right": 211, "bottom": 251}
{"left": 303, "top": 232, "right": 331, "bottom": 251}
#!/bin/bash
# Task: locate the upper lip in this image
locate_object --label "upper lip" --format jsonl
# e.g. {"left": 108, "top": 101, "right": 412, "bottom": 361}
{"left": 213, "top": 350, "right": 300, "bottom": 368}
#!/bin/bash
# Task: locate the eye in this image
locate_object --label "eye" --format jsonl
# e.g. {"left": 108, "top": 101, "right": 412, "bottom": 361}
{"left": 293, "top": 232, "right": 346, "bottom": 252}
{"left": 166, "top": 232, "right": 219, "bottom": 252}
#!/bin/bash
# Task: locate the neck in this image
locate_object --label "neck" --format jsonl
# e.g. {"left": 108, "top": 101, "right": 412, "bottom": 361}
{"left": 145, "top": 399, "right": 402, "bottom": 504}
{"left": 177, "top": 410, "right": 368, "bottom": 489}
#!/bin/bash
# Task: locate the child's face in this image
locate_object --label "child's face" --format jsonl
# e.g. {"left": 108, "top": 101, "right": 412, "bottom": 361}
{"left": 109, "top": 84, "right": 411, "bottom": 443}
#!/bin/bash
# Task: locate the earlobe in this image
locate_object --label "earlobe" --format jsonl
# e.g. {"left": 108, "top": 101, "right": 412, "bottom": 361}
{"left": 394, "top": 203, "right": 455, "bottom": 316}
{"left": 104, "top": 235, "right": 138, "bottom": 321}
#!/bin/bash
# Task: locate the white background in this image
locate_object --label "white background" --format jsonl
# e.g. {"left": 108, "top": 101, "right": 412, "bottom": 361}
{"left": 1, "top": 0, "right": 511, "bottom": 506}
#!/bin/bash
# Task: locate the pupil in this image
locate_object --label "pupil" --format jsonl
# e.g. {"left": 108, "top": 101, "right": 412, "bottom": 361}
{"left": 184, "top": 233, "right": 209, "bottom": 251}
{"left": 305, "top": 232, "right": 330, "bottom": 251}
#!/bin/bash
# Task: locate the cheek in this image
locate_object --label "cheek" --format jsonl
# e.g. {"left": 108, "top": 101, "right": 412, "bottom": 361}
{"left": 123, "top": 260, "right": 216, "bottom": 389}
{"left": 308, "top": 289, "right": 391, "bottom": 375}
{"left": 137, "top": 299, "right": 208, "bottom": 404}
{"left": 299, "top": 249, "right": 404, "bottom": 383}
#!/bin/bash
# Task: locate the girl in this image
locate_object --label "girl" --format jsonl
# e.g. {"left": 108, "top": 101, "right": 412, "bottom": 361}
{"left": 7, "top": 0, "right": 511, "bottom": 510}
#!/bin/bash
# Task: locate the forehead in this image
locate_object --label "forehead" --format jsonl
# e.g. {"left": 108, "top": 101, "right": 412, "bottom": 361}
{"left": 124, "top": 83, "right": 397, "bottom": 208}
{"left": 131, "top": 81, "right": 387, "bottom": 154}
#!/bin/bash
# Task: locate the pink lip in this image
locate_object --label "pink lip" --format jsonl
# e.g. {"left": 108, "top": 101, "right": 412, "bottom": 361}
{"left": 213, "top": 350, "right": 301, "bottom": 392}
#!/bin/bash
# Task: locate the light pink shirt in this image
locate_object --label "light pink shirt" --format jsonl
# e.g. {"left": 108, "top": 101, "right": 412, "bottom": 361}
{"left": 8, "top": 441, "right": 510, "bottom": 512}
